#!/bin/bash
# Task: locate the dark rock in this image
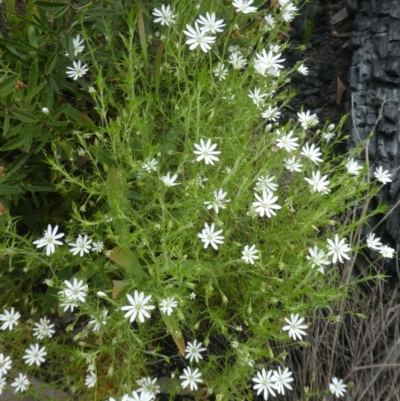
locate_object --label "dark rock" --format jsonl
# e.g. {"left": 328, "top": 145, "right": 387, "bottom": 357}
{"left": 318, "top": 64, "right": 334, "bottom": 82}
{"left": 302, "top": 88, "right": 321, "bottom": 96}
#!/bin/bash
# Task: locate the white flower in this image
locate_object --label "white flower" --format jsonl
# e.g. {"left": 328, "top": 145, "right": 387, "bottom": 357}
{"left": 366, "top": 233, "right": 382, "bottom": 250}
{"left": 198, "top": 222, "right": 224, "bottom": 250}
{"left": 252, "top": 368, "right": 276, "bottom": 400}
{"left": 252, "top": 191, "right": 282, "bottom": 218}
{"left": 297, "top": 110, "right": 319, "bottom": 129}
{"left": 160, "top": 172, "right": 180, "bottom": 187}
{"left": 228, "top": 51, "right": 248, "bottom": 69}
{"left": 329, "top": 377, "right": 347, "bottom": 398}
{"left": 179, "top": 367, "right": 203, "bottom": 391}
{"left": 85, "top": 372, "right": 97, "bottom": 388}
{"left": 197, "top": 12, "right": 225, "bottom": 34}
{"left": 373, "top": 166, "right": 392, "bottom": 184}
{"left": 255, "top": 175, "right": 278, "bottom": 194}
{"left": 32, "top": 317, "right": 55, "bottom": 340}
{"left": 301, "top": 143, "right": 323, "bottom": 164}
{"left": 68, "top": 234, "right": 92, "bottom": 256}
{"left": 379, "top": 244, "right": 395, "bottom": 258}
{"left": 326, "top": 234, "right": 351, "bottom": 264}
{"left": 322, "top": 130, "right": 335, "bottom": 142}
{"left": 193, "top": 139, "right": 221, "bottom": 165}
{"left": 272, "top": 367, "right": 293, "bottom": 395}
{"left": 184, "top": 22, "right": 216, "bottom": 53}
{"left": 130, "top": 390, "right": 153, "bottom": 401}
{"left": 88, "top": 309, "right": 109, "bottom": 331}
{"left": 136, "top": 377, "right": 160, "bottom": 400}
{"left": 41, "top": 107, "right": 49, "bottom": 114}
{"left": 346, "top": 158, "right": 362, "bottom": 176}
{"left": 22, "top": 343, "right": 47, "bottom": 366}
{"left": 92, "top": 240, "right": 104, "bottom": 253}
{"left": 276, "top": 131, "right": 299, "bottom": 152}
{"left": 72, "top": 34, "right": 85, "bottom": 56}
{"left": 189, "top": 292, "right": 196, "bottom": 300}
{"left": 59, "top": 298, "right": 78, "bottom": 312}
{"left": 0, "top": 376, "right": 6, "bottom": 395}
{"left": 241, "top": 244, "right": 259, "bottom": 264}
{"left": 280, "top": 2, "right": 298, "bottom": 22}
{"left": 0, "top": 353, "right": 12, "bottom": 376}
{"left": 143, "top": 158, "right": 158, "bottom": 172}
{"left": 304, "top": 170, "right": 330, "bottom": 193}
{"left": 61, "top": 278, "right": 88, "bottom": 303}
{"left": 66, "top": 60, "right": 89, "bottom": 80}
{"left": 262, "top": 105, "right": 281, "bottom": 121}
{"left": 306, "top": 246, "right": 330, "bottom": 273}
{"left": 232, "top": 0, "right": 258, "bottom": 14}
{"left": 213, "top": 63, "right": 228, "bottom": 80}
{"left": 254, "top": 50, "right": 285, "bottom": 76}
{"left": 263, "top": 15, "right": 276, "bottom": 30}
{"left": 185, "top": 339, "right": 207, "bottom": 363}
{"left": 282, "top": 314, "right": 307, "bottom": 340}
{"left": 121, "top": 291, "right": 155, "bottom": 323}
{"left": 284, "top": 156, "right": 303, "bottom": 172}
{"left": 248, "top": 87, "right": 268, "bottom": 108}
{"left": 11, "top": 373, "right": 30, "bottom": 393}
{"left": 203, "top": 189, "right": 230, "bottom": 214}
{"left": 159, "top": 297, "right": 178, "bottom": 316}
{"left": 33, "top": 224, "right": 65, "bottom": 256}
{"left": 0, "top": 308, "right": 20, "bottom": 331}
{"left": 152, "top": 4, "right": 176, "bottom": 26}
{"left": 298, "top": 64, "right": 308, "bottom": 75}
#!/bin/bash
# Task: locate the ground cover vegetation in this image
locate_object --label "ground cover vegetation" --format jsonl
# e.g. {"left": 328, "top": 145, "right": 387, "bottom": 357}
{"left": 0, "top": 0, "right": 395, "bottom": 400}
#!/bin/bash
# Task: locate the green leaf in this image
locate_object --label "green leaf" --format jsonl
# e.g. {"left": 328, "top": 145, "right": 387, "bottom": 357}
{"left": 26, "top": 183, "right": 55, "bottom": 192}
{"left": 23, "top": 129, "right": 32, "bottom": 152}
{"left": 25, "top": 81, "right": 47, "bottom": 102}
{"left": 53, "top": 4, "right": 69, "bottom": 18}
{"left": 137, "top": 5, "right": 147, "bottom": 66}
{"left": 0, "top": 134, "right": 26, "bottom": 151}
{"left": 45, "top": 53, "right": 58, "bottom": 75}
{"left": 0, "top": 185, "right": 23, "bottom": 195}
{"left": 6, "top": 152, "right": 32, "bottom": 176}
{"left": 155, "top": 42, "right": 164, "bottom": 95}
{"left": 106, "top": 165, "right": 122, "bottom": 191}
{"left": 50, "top": 103, "right": 70, "bottom": 119}
{"left": 34, "top": 1, "right": 70, "bottom": 11}
{"left": 112, "top": 280, "right": 131, "bottom": 299}
{"left": 85, "top": 8, "right": 117, "bottom": 16}
{"left": 10, "top": 109, "right": 38, "bottom": 123}
{"left": 135, "top": 0, "right": 150, "bottom": 17}
{"left": 0, "top": 74, "right": 19, "bottom": 96}
{"left": 161, "top": 313, "right": 185, "bottom": 356}
{"left": 109, "top": 247, "right": 145, "bottom": 279}
{"left": 28, "top": 59, "right": 38, "bottom": 98}
{"left": 2, "top": 115, "right": 10, "bottom": 137}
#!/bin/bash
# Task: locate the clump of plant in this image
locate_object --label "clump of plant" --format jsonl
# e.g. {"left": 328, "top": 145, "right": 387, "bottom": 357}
{"left": 0, "top": 1, "right": 395, "bottom": 400}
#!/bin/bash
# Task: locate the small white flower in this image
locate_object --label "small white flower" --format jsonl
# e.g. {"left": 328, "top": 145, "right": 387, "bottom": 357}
{"left": 297, "top": 110, "right": 319, "bottom": 129}
{"left": 280, "top": 2, "right": 298, "bottom": 22}
{"left": 68, "top": 234, "right": 92, "bottom": 256}
{"left": 254, "top": 49, "right": 285, "bottom": 76}
{"left": 252, "top": 191, "right": 282, "bottom": 218}
{"left": 301, "top": 143, "right": 323, "bottom": 164}
{"left": 159, "top": 297, "right": 178, "bottom": 316}
{"left": 282, "top": 314, "right": 307, "bottom": 340}
{"left": 189, "top": 292, "right": 196, "bottom": 300}
{"left": 198, "top": 222, "right": 224, "bottom": 250}
{"left": 72, "top": 34, "right": 85, "bottom": 56}
{"left": 255, "top": 175, "right": 278, "bottom": 194}
{"left": 304, "top": 170, "right": 330, "bottom": 193}
{"left": 33, "top": 224, "right": 65, "bottom": 256}
{"left": 241, "top": 244, "right": 259, "bottom": 264}
{"left": 248, "top": 87, "right": 268, "bottom": 108}
{"left": 0, "top": 376, "right": 6, "bottom": 395}
{"left": 252, "top": 368, "right": 276, "bottom": 400}
{"left": 91, "top": 240, "right": 104, "bottom": 253}
{"left": 228, "top": 51, "right": 248, "bottom": 70}
{"left": 88, "top": 309, "right": 109, "bottom": 331}
{"left": 373, "top": 166, "right": 392, "bottom": 184}
{"left": 121, "top": 290, "right": 155, "bottom": 323}
{"left": 284, "top": 156, "right": 303, "bottom": 172}
{"left": 306, "top": 246, "right": 330, "bottom": 273}
{"left": 22, "top": 343, "right": 47, "bottom": 366}
{"left": 196, "top": 12, "right": 225, "bottom": 34}
{"left": 203, "top": 189, "right": 230, "bottom": 214}
{"left": 11, "top": 373, "right": 30, "bottom": 393}
{"left": 61, "top": 278, "right": 88, "bottom": 303}
{"left": 0, "top": 353, "right": 12, "bottom": 376}
{"left": 160, "top": 172, "right": 180, "bottom": 187}
{"left": 297, "top": 64, "right": 309, "bottom": 75}
{"left": 263, "top": 15, "right": 276, "bottom": 30}
{"left": 322, "top": 130, "right": 335, "bottom": 142}
{"left": 213, "top": 63, "right": 228, "bottom": 80}
{"left": 152, "top": 4, "right": 176, "bottom": 26}
{"left": 136, "top": 377, "right": 160, "bottom": 400}
{"left": 32, "top": 317, "right": 55, "bottom": 340}
{"left": 326, "top": 234, "right": 351, "bottom": 264}
{"left": 185, "top": 339, "right": 207, "bottom": 363}
{"left": 143, "top": 158, "right": 158, "bottom": 172}
{"left": 329, "top": 377, "right": 347, "bottom": 398}
{"left": 0, "top": 308, "right": 21, "bottom": 331}
{"left": 184, "top": 22, "right": 216, "bottom": 53}
{"left": 85, "top": 372, "right": 97, "bottom": 388}
{"left": 262, "top": 105, "right": 281, "bottom": 121}
{"left": 66, "top": 60, "right": 89, "bottom": 80}
{"left": 366, "top": 232, "right": 382, "bottom": 250}
{"left": 272, "top": 367, "right": 294, "bottom": 395}
{"left": 194, "top": 139, "right": 221, "bottom": 165}
{"left": 276, "top": 131, "right": 299, "bottom": 152}
{"left": 41, "top": 107, "right": 50, "bottom": 114}
{"left": 179, "top": 367, "right": 203, "bottom": 391}
{"left": 232, "top": 0, "right": 258, "bottom": 14}
{"left": 346, "top": 158, "right": 362, "bottom": 176}
{"left": 379, "top": 244, "right": 395, "bottom": 258}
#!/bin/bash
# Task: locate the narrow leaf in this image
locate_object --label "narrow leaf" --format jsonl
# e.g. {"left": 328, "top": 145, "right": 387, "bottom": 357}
{"left": 155, "top": 42, "right": 165, "bottom": 95}
{"left": 28, "top": 59, "right": 38, "bottom": 97}
{"left": 137, "top": 5, "right": 147, "bottom": 66}
{"left": 109, "top": 247, "right": 145, "bottom": 279}
{"left": 112, "top": 280, "right": 131, "bottom": 299}
{"left": 10, "top": 109, "right": 38, "bottom": 123}
{"left": 161, "top": 313, "right": 185, "bottom": 356}
{"left": 0, "top": 185, "right": 23, "bottom": 195}
{"left": 45, "top": 53, "right": 58, "bottom": 75}
{"left": 0, "top": 74, "right": 19, "bottom": 96}
{"left": 0, "top": 134, "right": 26, "bottom": 151}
